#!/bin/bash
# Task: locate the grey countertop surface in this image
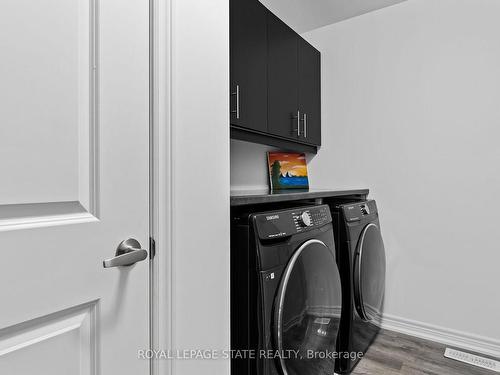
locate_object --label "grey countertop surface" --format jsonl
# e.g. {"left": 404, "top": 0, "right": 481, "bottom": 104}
{"left": 230, "top": 188, "right": 369, "bottom": 206}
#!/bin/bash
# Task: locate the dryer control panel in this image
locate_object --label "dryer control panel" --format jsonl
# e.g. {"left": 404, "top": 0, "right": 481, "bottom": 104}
{"left": 343, "top": 200, "right": 378, "bottom": 222}
{"left": 253, "top": 205, "right": 332, "bottom": 240}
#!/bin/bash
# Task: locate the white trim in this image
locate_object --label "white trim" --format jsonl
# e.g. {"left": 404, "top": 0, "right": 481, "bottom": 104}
{"left": 150, "top": 0, "right": 173, "bottom": 374}
{"left": 377, "top": 313, "right": 500, "bottom": 358}
{"left": 150, "top": 1, "right": 230, "bottom": 374}
{"left": 0, "top": 212, "right": 98, "bottom": 232}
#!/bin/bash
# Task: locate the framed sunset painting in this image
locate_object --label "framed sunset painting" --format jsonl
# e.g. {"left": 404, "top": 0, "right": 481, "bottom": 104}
{"left": 267, "top": 152, "right": 309, "bottom": 190}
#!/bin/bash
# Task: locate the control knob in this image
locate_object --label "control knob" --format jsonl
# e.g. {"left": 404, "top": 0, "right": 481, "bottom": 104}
{"left": 299, "top": 211, "right": 313, "bottom": 227}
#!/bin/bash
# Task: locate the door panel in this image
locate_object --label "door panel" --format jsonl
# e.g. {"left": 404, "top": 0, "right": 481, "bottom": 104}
{"left": 354, "top": 224, "right": 386, "bottom": 322}
{"left": 298, "top": 39, "right": 321, "bottom": 146}
{"left": 230, "top": 0, "right": 268, "bottom": 132}
{"left": 268, "top": 12, "right": 299, "bottom": 141}
{"left": 0, "top": 304, "right": 96, "bottom": 375}
{"left": 0, "top": 0, "right": 149, "bottom": 373}
{"left": 275, "top": 240, "right": 341, "bottom": 374}
{"left": 0, "top": 0, "right": 96, "bottom": 215}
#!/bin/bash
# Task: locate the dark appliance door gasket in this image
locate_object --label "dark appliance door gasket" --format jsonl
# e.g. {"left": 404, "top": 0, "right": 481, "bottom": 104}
{"left": 353, "top": 223, "right": 386, "bottom": 322}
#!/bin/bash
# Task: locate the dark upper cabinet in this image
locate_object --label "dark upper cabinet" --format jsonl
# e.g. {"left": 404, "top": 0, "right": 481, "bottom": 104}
{"left": 298, "top": 38, "right": 321, "bottom": 145}
{"left": 267, "top": 12, "right": 299, "bottom": 141}
{"left": 230, "top": 0, "right": 268, "bottom": 132}
{"left": 230, "top": 0, "right": 321, "bottom": 152}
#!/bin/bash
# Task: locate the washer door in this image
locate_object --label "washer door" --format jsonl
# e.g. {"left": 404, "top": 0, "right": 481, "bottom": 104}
{"left": 353, "top": 223, "right": 386, "bottom": 322}
{"left": 274, "top": 239, "right": 342, "bottom": 375}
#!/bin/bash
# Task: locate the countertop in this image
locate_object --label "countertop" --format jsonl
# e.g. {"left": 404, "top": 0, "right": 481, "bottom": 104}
{"left": 230, "top": 188, "right": 369, "bottom": 206}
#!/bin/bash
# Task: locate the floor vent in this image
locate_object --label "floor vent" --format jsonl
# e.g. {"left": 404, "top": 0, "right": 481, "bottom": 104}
{"left": 444, "top": 348, "right": 500, "bottom": 372}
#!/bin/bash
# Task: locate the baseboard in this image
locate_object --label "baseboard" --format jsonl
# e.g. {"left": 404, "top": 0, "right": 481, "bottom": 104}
{"left": 376, "top": 313, "right": 500, "bottom": 358}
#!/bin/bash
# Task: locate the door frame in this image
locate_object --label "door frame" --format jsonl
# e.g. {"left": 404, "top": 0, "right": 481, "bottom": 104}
{"left": 149, "top": 0, "right": 171, "bottom": 375}
{"left": 149, "top": 0, "right": 231, "bottom": 374}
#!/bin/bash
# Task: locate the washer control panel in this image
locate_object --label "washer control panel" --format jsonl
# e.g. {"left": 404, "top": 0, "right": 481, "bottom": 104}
{"left": 253, "top": 205, "right": 332, "bottom": 240}
{"left": 297, "top": 211, "right": 313, "bottom": 227}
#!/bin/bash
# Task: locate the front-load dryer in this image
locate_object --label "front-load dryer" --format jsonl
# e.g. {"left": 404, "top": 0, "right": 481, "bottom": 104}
{"left": 331, "top": 199, "right": 386, "bottom": 374}
{"left": 231, "top": 204, "right": 342, "bottom": 375}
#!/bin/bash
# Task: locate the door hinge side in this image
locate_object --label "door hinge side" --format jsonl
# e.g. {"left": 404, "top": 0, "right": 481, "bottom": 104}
{"left": 149, "top": 237, "right": 156, "bottom": 260}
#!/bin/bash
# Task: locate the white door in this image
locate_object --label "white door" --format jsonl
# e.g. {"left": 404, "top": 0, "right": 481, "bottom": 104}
{"left": 0, "top": 0, "right": 150, "bottom": 374}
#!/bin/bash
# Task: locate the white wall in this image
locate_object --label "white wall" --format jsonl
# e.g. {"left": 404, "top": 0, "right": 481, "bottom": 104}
{"left": 230, "top": 139, "right": 273, "bottom": 191}
{"left": 302, "top": 0, "right": 500, "bottom": 345}
{"left": 231, "top": 0, "right": 500, "bottom": 352}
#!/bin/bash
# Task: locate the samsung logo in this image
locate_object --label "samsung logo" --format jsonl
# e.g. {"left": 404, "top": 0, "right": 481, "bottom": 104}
{"left": 266, "top": 215, "right": 280, "bottom": 220}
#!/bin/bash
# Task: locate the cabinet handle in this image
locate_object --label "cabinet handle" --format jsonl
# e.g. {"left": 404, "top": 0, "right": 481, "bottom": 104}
{"left": 231, "top": 84, "right": 240, "bottom": 119}
{"left": 292, "top": 110, "right": 301, "bottom": 136}
{"left": 303, "top": 113, "right": 307, "bottom": 138}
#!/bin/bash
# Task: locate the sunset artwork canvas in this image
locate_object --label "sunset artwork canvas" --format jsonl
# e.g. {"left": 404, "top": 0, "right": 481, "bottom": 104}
{"left": 267, "top": 152, "right": 309, "bottom": 190}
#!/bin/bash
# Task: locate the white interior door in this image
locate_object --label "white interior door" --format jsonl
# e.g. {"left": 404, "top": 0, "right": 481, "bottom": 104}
{"left": 0, "top": 0, "right": 150, "bottom": 374}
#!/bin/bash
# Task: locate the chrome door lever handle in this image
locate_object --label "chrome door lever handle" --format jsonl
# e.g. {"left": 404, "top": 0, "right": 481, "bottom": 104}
{"left": 103, "top": 238, "right": 148, "bottom": 268}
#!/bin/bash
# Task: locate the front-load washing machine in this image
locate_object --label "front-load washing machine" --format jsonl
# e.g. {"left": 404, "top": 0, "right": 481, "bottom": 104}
{"left": 331, "top": 200, "right": 386, "bottom": 374}
{"left": 231, "top": 204, "right": 342, "bottom": 375}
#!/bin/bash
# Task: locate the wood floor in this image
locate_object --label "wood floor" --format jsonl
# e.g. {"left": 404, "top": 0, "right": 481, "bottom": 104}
{"left": 352, "top": 329, "right": 498, "bottom": 375}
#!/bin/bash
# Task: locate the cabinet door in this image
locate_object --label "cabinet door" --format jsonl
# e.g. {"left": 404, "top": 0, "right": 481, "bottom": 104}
{"left": 268, "top": 12, "right": 299, "bottom": 140}
{"left": 298, "top": 38, "right": 321, "bottom": 145}
{"left": 230, "top": 0, "right": 268, "bottom": 132}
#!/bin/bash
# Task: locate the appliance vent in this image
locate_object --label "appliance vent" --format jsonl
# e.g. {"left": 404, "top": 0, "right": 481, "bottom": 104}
{"left": 444, "top": 348, "right": 500, "bottom": 372}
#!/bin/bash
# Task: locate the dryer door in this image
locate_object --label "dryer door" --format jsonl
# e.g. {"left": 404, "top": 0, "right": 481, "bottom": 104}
{"left": 274, "top": 239, "right": 342, "bottom": 375}
{"left": 353, "top": 223, "right": 386, "bottom": 322}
